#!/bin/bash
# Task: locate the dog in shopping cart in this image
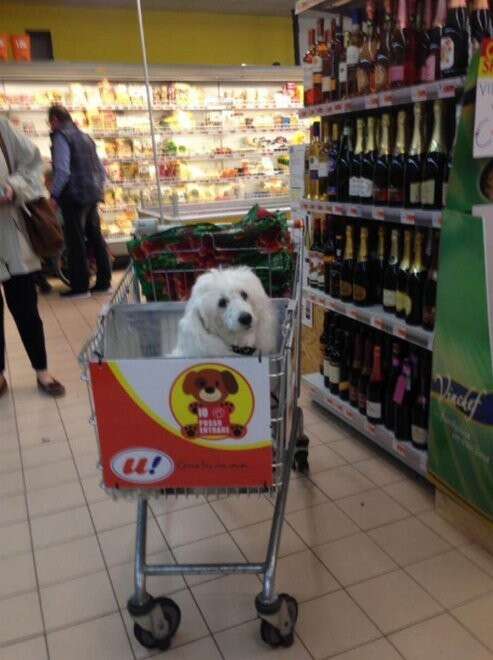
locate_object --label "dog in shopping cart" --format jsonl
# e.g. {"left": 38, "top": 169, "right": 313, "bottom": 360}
{"left": 173, "top": 267, "right": 277, "bottom": 358}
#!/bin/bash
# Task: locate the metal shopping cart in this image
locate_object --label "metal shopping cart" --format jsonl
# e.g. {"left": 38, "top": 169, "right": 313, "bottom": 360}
{"left": 79, "top": 223, "right": 309, "bottom": 651}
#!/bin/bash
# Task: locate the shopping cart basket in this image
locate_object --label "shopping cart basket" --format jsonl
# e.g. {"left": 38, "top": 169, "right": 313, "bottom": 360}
{"left": 79, "top": 226, "right": 309, "bottom": 651}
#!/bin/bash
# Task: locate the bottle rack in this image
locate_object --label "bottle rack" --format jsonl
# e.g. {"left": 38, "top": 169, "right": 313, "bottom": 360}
{"left": 295, "top": 2, "right": 466, "bottom": 478}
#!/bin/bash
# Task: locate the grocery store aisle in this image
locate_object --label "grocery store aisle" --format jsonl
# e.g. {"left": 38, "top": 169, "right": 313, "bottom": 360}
{"left": 1, "top": 277, "right": 493, "bottom": 660}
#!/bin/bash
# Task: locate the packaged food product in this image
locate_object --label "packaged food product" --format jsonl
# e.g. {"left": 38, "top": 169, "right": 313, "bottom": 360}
{"left": 11, "top": 34, "right": 31, "bottom": 62}
{"left": 0, "top": 34, "right": 9, "bottom": 62}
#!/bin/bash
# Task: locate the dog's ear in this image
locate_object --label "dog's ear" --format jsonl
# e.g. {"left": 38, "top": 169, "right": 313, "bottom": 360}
{"left": 183, "top": 371, "right": 198, "bottom": 395}
{"left": 221, "top": 370, "right": 238, "bottom": 394}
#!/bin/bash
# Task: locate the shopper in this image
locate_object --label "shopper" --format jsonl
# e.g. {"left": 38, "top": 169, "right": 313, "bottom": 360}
{"left": 0, "top": 118, "right": 65, "bottom": 398}
{"left": 48, "top": 104, "right": 111, "bottom": 297}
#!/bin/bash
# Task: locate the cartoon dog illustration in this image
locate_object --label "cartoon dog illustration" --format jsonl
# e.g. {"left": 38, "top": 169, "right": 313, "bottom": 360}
{"left": 181, "top": 368, "right": 247, "bottom": 439}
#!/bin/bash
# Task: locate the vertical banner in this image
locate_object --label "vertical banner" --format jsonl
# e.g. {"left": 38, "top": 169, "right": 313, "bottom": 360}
{"left": 429, "top": 47, "right": 493, "bottom": 520}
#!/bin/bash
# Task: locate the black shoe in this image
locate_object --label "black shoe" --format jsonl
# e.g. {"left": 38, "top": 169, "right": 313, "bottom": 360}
{"left": 38, "top": 280, "right": 53, "bottom": 294}
{"left": 90, "top": 283, "right": 113, "bottom": 294}
{"left": 60, "top": 289, "right": 91, "bottom": 299}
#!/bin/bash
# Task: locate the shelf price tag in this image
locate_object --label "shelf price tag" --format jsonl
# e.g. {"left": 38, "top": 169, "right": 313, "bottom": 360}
{"left": 334, "top": 205, "right": 344, "bottom": 215}
{"left": 343, "top": 407, "right": 353, "bottom": 420}
{"left": 333, "top": 102, "right": 344, "bottom": 113}
{"left": 395, "top": 326, "right": 408, "bottom": 340}
{"left": 347, "top": 307, "right": 359, "bottom": 320}
{"left": 365, "top": 95, "right": 379, "bottom": 109}
{"left": 439, "top": 82, "right": 457, "bottom": 98}
{"left": 348, "top": 206, "right": 359, "bottom": 217}
{"left": 372, "top": 317, "right": 385, "bottom": 330}
{"left": 395, "top": 441, "right": 408, "bottom": 458}
{"left": 372, "top": 207, "right": 385, "bottom": 220}
{"left": 344, "top": 101, "right": 353, "bottom": 112}
{"left": 381, "top": 92, "right": 393, "bottom": 106}
{"left": 401, "top": 212, "right": 416, "bottom": 225}
{"left": 365, "top": 421, "right": 376, "bottom": 436}
{"left": 412, "top": 87, "right": 428, "bottom": 102}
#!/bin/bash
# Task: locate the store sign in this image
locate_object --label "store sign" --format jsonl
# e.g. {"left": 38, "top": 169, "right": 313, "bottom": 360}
{"left": 474, "top": 39, "right": 493, "bottom": 158}
{"left": 90, "top": 357, "right": 273, "bottom": 489}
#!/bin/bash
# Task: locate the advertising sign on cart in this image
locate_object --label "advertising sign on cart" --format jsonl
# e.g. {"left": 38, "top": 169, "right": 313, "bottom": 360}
{"left": 90, "top": 357, "right": 273, "bottom": 489}
{"left": 429, "top": 47, "right": 493, "bottom": 521}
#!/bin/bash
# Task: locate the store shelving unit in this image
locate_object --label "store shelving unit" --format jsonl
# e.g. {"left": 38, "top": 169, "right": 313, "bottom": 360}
{"left": 297, "top": 2, "right": 465, "bottom": 478}
{"left": 302, "top": 373, "right": 428, "bottom": 477}
{"left": 0, "top": 62, "right": 307, "bottom": 251}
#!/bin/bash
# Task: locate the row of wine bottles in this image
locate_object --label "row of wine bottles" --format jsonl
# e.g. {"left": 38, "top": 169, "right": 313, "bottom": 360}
{"left": 305, "top": 99, "right": 458, "bottom": 209}
{"left": 303, "top": 0, "right": 492, "bottom": 106}
{"left": 307, "top": 216, "right": 439, "bottom": 331}
{"left": 320, "top": 311, "right": 430, "bottom": 448}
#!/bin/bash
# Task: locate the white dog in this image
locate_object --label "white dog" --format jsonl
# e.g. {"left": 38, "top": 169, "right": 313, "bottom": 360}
{"left": 173, "top": 267, "right": 277, "bottom": 357}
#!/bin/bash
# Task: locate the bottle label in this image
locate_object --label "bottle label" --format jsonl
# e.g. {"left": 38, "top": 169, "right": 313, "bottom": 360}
{"left": 328, "top": 157, "right": 336, "bottom": 174}
{"left": 367, "top": 401, "right": 382, "bottom": 419}
{"left": 323, "top": 359, "right": 331, "bottom": 378}
{"left": 389, "top": 65, "right": 404, "bottom": 83}
{"left": 421, "top": 179, "right": 435, "bottom": 205}
{"left": 442, "top": 181, "right": 449, "bottom": 207}
{"left": 312, "top": 56, "right": 323, "bottom": 75}
{"left": 420, "top": 54, "right": 436, "bottom": 82}
{"left": 410, "top": 181, "right": 421, "bottom": 206}
{"left": 388, "top": 186, "right": 404, "bottom": 205}
{"left": 330, "top": 76, "right": 338, "bottom": 92}
{"left": 322, "top": 76, "right": 331, "bottom": 93}
{"left": 346, "top": 46, "right": 360, "bottom": 66}
{"left": 374, "top": 186, "right": 388, "bottom": 204}
{"left": 411, "top": 424, "right": 427, "bottom": 447}
{"left": 393, "top": 374, "right": 407, "bottom": 405}
{"left": 356, "top": 68, "right": 370, "bottom": 94}
{"left": 353, "top": 284, "right": 368, "bottom": 303}
{"left": 395, "top": 289, "right": 403, "bottom": 313}
{"left": 349, "top": 176, "right": 361, "bottom": 197}
{"left": 440, "top": 36, "right": 454, "bottom": 72}
{"left": 374, "top": 63, "right": 388, "bottom": 90}
{"left": 359, "top": 177, "right": 373, "bottom": 199}
{"left": 339, "top": 380, "right": 350, "bottom": 393}
{"left": 339, "top": 62, "right": 348, "bottom": 83}
{"left": 318, "top": 161, "right": 329, "bottom": 177}
{"left": 340, "top": 280, "right": 353, "bottom": 298}
{"left": 383, "top": 288, "right": 395, "bottom": 308}
{"left": 303, "top": 67, "right": 313, "bottom": 90}
{"left": 329, "top": 364, "right": 340, "bottom": 385}
{"left": 358, "top": 392, "right": 367, "bottom": 410}
{"left": 403, "top": 293, "right": 412, "bottom": 317}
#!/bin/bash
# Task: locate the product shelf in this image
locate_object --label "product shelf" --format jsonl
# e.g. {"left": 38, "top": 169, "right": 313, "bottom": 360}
{"left": 107, "top": 171, "right": 289, "bottom": 189}
{"left": 299, "top": 77, "right": 464, "bottom": 119}
{"left": 302, "top": 373, "right": 428, "bottom": 477}
{"left": 302, "top": 199, "right": 443, "bottom": 228}
{"left": 102, "top": 149, "right": 290, "bottom": 164}
{"left": 1, "top": 104, "right": 302, "bottom": 114}
{"left": 304, "top": 286, "right": 434, "bottom": 350}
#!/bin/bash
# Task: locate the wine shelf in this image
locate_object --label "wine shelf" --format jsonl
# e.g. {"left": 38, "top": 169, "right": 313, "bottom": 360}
{"left": 301, "top": 199, "right": 443, "bottom": 228}
{"left": 302, "top": 199, "right": 443, "bottom": 228}
{"left": 304, "top": 286, "right": 434, "bottom": 350}
{"left": 302, "top": 373, "right": 428, "bottom": 478}
{"left": 295, "top": 0, "right": 355, "bottom": 15}
{"left": 299, "top": 77, "right": 464, "bottom": 119}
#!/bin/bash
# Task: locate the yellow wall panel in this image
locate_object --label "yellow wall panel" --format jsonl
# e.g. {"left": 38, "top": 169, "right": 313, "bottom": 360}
{"left": 1, "top": 3, "right": 294, "bottom": 66}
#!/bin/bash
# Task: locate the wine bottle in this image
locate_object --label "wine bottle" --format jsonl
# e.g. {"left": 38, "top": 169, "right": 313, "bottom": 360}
{"left": 406, "top": 229, "right": 426, "bottom": 325}
{"left": 340, "top": 224, "right": 355, "bottom": 301}
{"left": 339, "top": 330, "right": 352, "bottom": 401}
{"left": 320, "top": 311, "right": 331, "bottom": 375}
{"left": 390, "top": 0, "right": 417, "bottom": 87}
{"left": 441, "top": 0, "right": 470, "bottom": 78}
{"left": 338, "top": 28, "right": 350, "bottom": 99}
{"left": 357, "top": 0, "right": 378, "bottom": 95}
{"left": 422, "top": 230, "right": 439, "bottom": 330}
{"left": 421, "top": 100, "right": 447, "bottom": 209}
{"left": 322, "top": 27, "right": 333, "bottom": 103}
{"left": 327, "top": 122, "right": 340, "bottom": 202}
{"left": 383, "top": 228, "right": 400, "bottom": 313}
{"left": 312, "top": 18, "right": 327, "bottom": 105}
{"left": 394, "top": 357, "right": 412, "bottom": 441}
{"left": 318, "top": 120, "right": 330, "bottom": 201}
{"left": 303, "top": 29, "right": 317, "bottom": 106}
{"left": 384, "top": 341, "right": 402, "bottom": 430}
{"left": 329, "top": 231, "right": 344, "bottom": 298}
{"left": 375, "top": 0, "right": 393, "bottom": 91}
{"left": 347, "top": 10, "right": 363, "bottom": 98}
{"left": 328, "top": 18, "right": 342, "bottom": 101}
{"left": 388, "top": 110, "right": 407, "bottom": 207}
{"left": 373, "top": 112, "right": 391, "bottom": 205}
{"left": 329, "top": 328, "right": 343, "bottom": 394}
{"left": 358, "top": 335, "right": 373, "bottom": 414}
{"left": 427, "top": 0, "right": 448, "bottom": 82}
{"left": 404, "top": 103, "right": 424, "bottom": 208}
{"left": 349, "top": 118, "right": 365, "bottom": 202}
{"left": 337, "top": 121, "right": 353, "bottom": 202}
{"left": 309, "top": 121, "right": 321, "bottom": 200}
{"left": 411, "top": 353, "right": 430, "bottom": 449}
{"left": 322, "top": 217, "right": 335, "bottom": 293}
{"left": 360, "top": 115, "right": 377, "bottom": 202}
{"left": 323, "top": 322, "right": 334, "bottom": 389}
{"left": 349, "top": 331, "right": 363, "bottom": 407}
{"left": 367, "top": 344, "right": 384, "bottom": 423}
{"left": 353, "top": 226, "right": 371, "bottom": 306}
{"left": 373, "top": 225, "right": 386, "bottom": 306}
{"left": 396, "top": 228, "right": 412, "bottom": 318}
{"left": 418, "top": 0, "right": 435, "bottom": 82}
{"left": 308, "top": 216, "right": 323, "bottom": 289}
{"left": 471, "top": 0, "right": 493, "bottom": 53}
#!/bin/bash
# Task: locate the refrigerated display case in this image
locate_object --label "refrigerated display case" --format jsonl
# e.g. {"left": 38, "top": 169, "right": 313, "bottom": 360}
{"left": 0, "top": 62, "right": 307, "bottom": 252}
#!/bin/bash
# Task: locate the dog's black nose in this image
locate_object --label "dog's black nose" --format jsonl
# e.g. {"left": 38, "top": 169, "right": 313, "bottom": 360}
{"left": 204, "top": 386, "right": 215, "bottom": 394}
{"left": 239, "top": 312, "right": 252, "bottom": 327}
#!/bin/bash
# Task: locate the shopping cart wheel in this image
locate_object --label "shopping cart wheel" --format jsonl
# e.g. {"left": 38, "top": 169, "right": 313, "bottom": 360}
{"left": 133, "top": 597, "right": 181, "bottom": 651}
{"left": 258, "top": 594, "right": 298, "bottom": 648}
{"left": 293, "top": 434, "right": 310, "bottom": 472}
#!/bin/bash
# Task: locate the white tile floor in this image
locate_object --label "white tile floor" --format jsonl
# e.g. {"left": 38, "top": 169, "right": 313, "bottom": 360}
{"left": 1, "top": 275, "right": 493, "bottom": 660}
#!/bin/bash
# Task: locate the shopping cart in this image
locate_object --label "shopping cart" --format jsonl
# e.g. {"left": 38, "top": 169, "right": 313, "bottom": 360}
{"left": 79, "top": 224, "right": 309, "bottom": 651}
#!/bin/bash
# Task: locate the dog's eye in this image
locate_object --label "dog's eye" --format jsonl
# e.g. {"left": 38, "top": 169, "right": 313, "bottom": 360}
{"left": 197, "top": 379, "right": 205, "bottom": 388}
{"left": 240, "top": 290, "right": 248, "bottom": 300}
{"left": 218, "top": 297, "right": 228, "bottom": 308}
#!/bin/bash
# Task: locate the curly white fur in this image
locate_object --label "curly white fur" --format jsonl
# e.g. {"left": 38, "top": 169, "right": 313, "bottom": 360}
{"left": 173, "top": 267, "right": 277, "bottom": 357}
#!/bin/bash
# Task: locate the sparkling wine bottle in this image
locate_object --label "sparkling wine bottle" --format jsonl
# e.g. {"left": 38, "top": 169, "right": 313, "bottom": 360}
{"left": 421, "top": 99, "right": 447, "bottom": 209}
{"left": 373, "top": 112, "right": 391, "bottom": 205}
{"left": 441, "top": 0, "right": 470, "bottom": 79}
{"left": 388, "top": 110, "right": 407, "bottom": 207}
{"left": 367, "top": 344, "right": 384, "bottom": 423}
{"left": 470, "top": 0, "right": 493, "bottom": 54}
{"left": 404, "top": 103, "right": 424, "bottom": 208}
